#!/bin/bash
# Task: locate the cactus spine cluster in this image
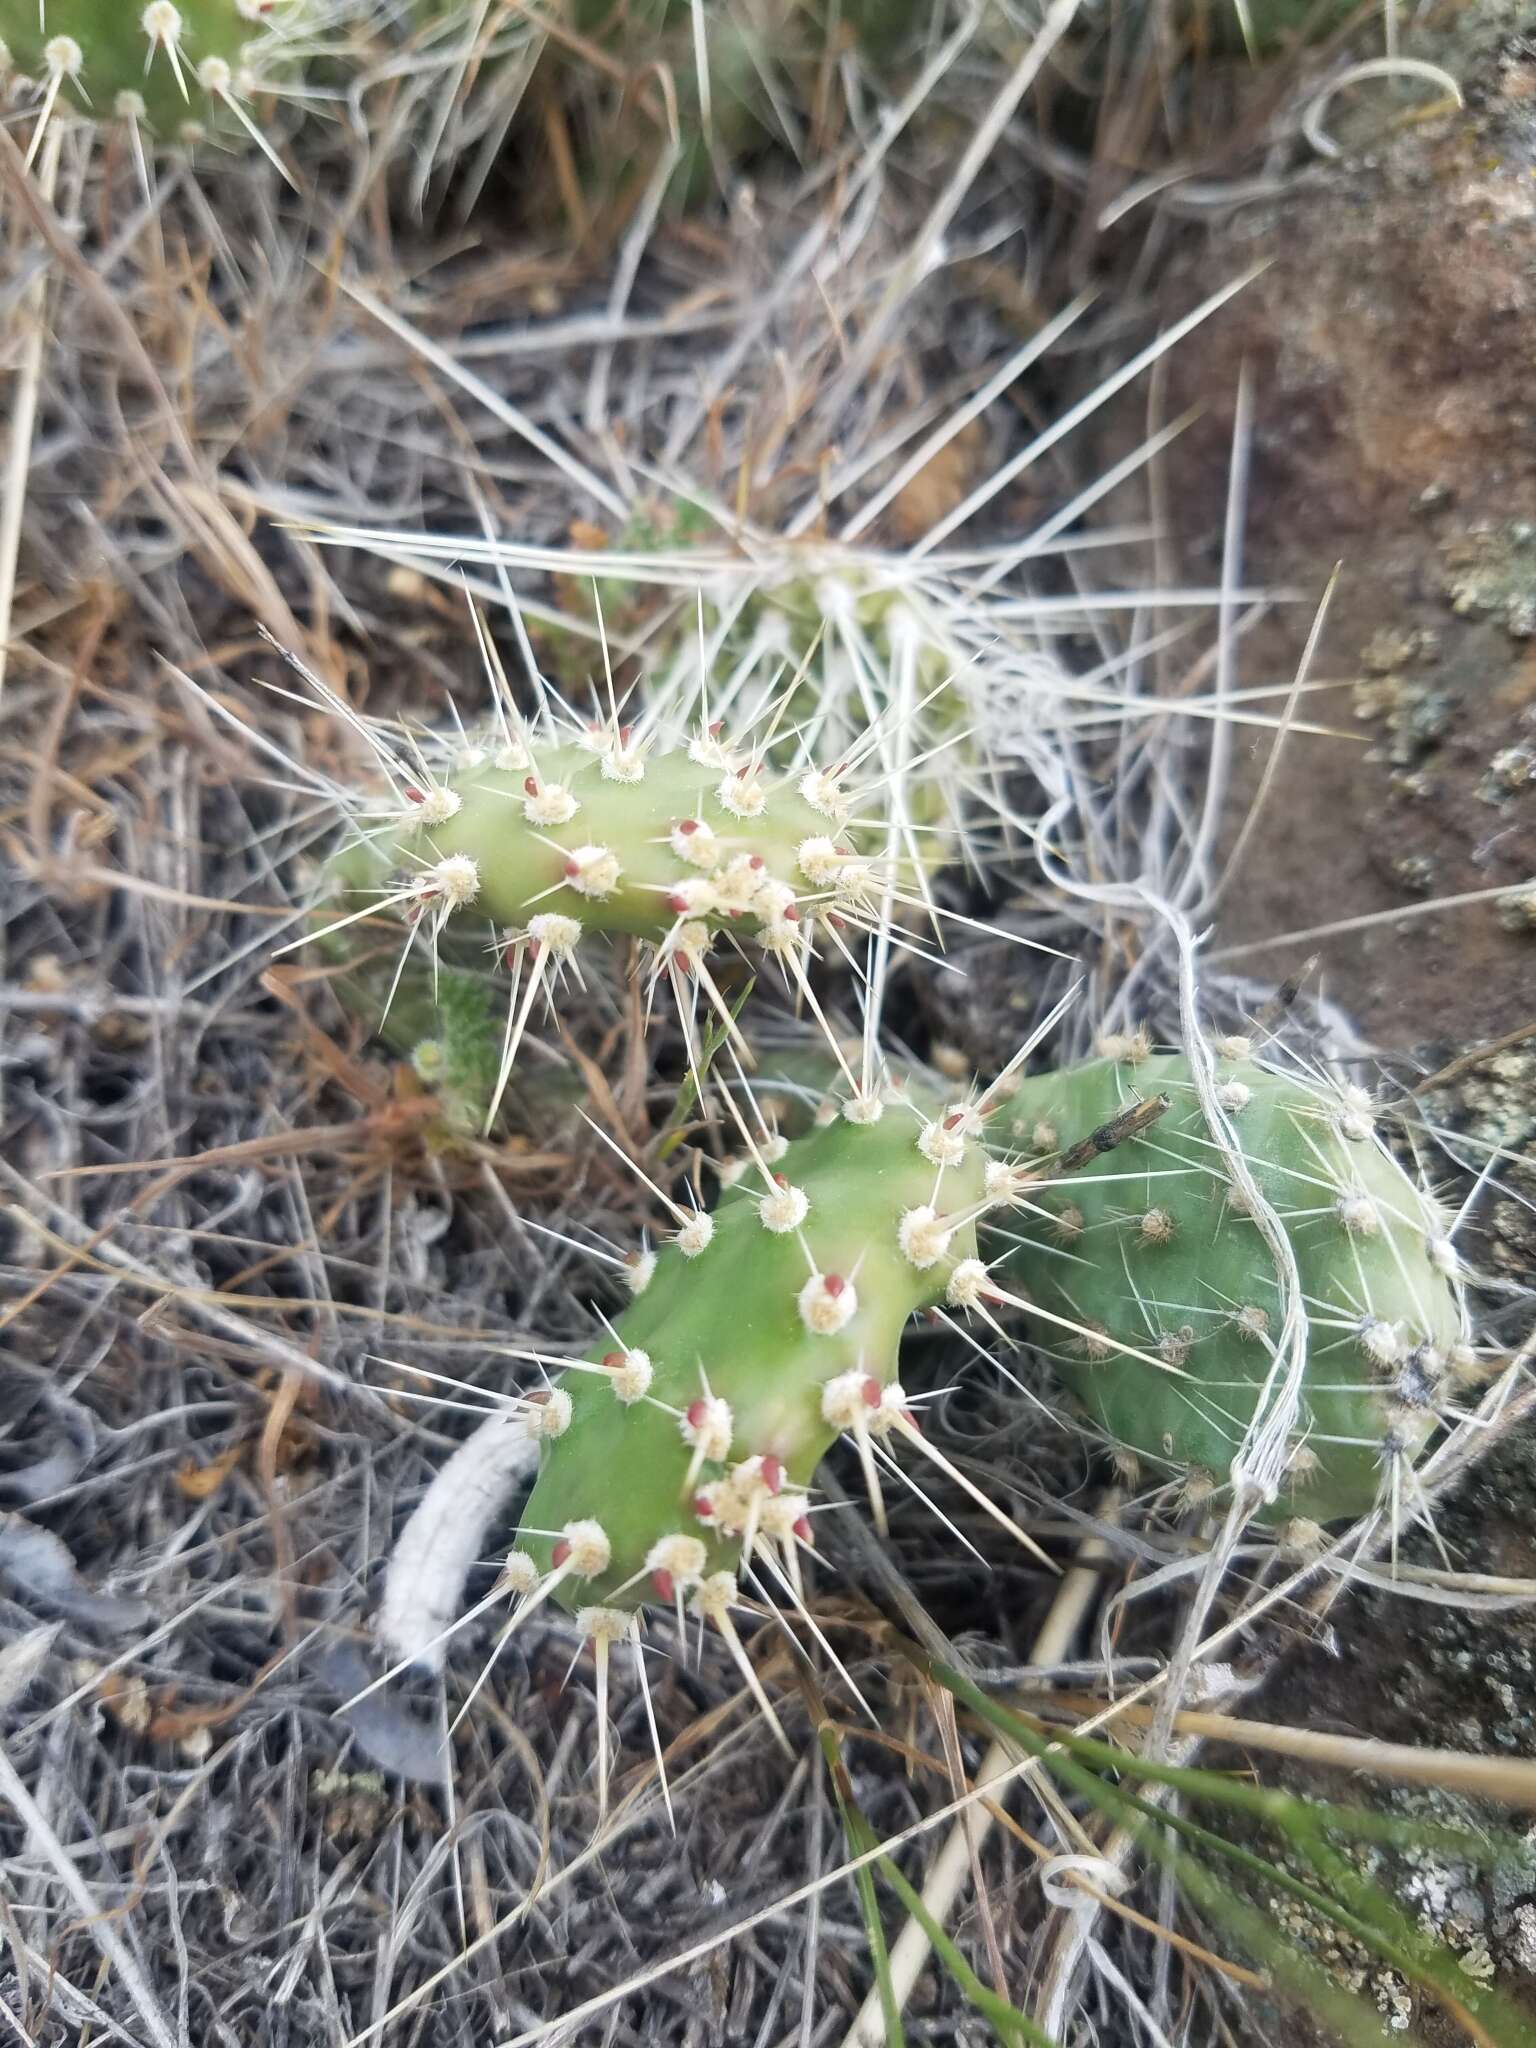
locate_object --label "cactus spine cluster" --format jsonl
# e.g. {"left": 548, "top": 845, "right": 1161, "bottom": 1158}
{"left": 0, "top": 0, "right": 295, "bottom": 142}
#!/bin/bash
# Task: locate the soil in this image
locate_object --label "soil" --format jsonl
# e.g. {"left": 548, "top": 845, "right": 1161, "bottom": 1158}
{"left": 1104, "top": 3, "right": 1536, "bottom": 1050}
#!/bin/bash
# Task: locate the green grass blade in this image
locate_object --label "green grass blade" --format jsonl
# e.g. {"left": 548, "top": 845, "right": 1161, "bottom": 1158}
{"left": 924, "top": 1658, "right": 1536, "bottom": 2046}
{"left": 818, "top": 1726, "right": 1061, "bottom": 2048}
{"left": 820, "top": 1726, "right": 906, "bottom": 2048}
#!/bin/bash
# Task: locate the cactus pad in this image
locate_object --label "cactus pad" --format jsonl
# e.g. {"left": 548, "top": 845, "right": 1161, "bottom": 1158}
{"left": 994, "top": 1044, "right": 1468, "bottom": 1523}
{"left": 349, "top": 735, "right": 850, "bottom": 945}
{"left": 512, "top": 1091, "right": 990, "bottom": 1615}
{"left": 299, "top": 712, "right": 916, "bottom": 1125}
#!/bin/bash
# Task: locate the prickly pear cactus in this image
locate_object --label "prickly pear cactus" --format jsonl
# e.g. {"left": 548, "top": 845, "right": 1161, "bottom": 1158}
{"left": 0, "top": 0, "right": 294, "bottom": 140}
{"left": 995, "top": 1040, "right": 1470, "bottom": 1523}
{"left": 513, "top": 1094, "right": 989, "bottom": 1617}
{"left": 541, "top": 503, "right": 983, "bottom": 873}
{"left": 381, "top": 1029, "right": 1474, "bottom": 1780}
{"left": 279, "top": 515, "right": 1061, "bottom": 1118}
{"left": 296, "top": 710, "right": 911, "bottom": 1126}
{"left": 338, "top": 734, "right": 848, "bottom": 946}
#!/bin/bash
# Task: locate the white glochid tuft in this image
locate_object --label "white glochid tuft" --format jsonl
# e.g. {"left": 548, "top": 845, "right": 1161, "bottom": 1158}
{"left": 609, "top": 1349, "right": 653, "bottom": 1403}
{"left": 918, "top": 1118, "right": 967, "bottom": 1168}
{"left": 945, "top": 1256, "right": 991, "bottom": 1309}
{"left": 796, "top": 836, "right": 843, "bottom": 888}
{"left": 675, "top": 1212, "right": 715, "bottom": 1258}
{"left": 798, "top": 767, "right": 848, "bottom": 819}
{"left": 1427, "top": 1235, "right": 1459, "bottom": 1278}
{"left": 501, "top": 1550, "right": 541, "bottom": 1596}
{"left": 1358, "top": 1316, "right": 1402, "bottom": 1367}
{"left": 523, "top": 781, "right": 579, "bottom": 826}
{"left": 645, "top": 1533, "right": 708, "bottom": 1587}
{"left": 670, "top": 817, "right": 719, "bottom": 867}
{"left": 413, "top": 784, "right": 462, "bottom": 826}
{"left": 898, "top": 1204, "right": 953, "bottom": 1270}
{"left": 623, "top": 1249, "right": 657, "bottom": 1297}
{"left": 527, "top": 910, "right": 583, "bottom": 955}
{"left": 562, "top": 845, "right": 623, "bottom": 899}
{"left": 689, "top": 1571, "right": 737, "bottom": 1621}
{"left": 758, "top": 1182, "right": 810, "bottom": 1234}
{"left": 821, "top": 1369, "right": 879, "bottom": 1429}
{"left": 681, "top": 1395, "right": 733, "bottom": 1461}
{"left": 557, "top": 1519, "right": 612, "bottom": 1578}
{"left": 424, "top": 854, "right": 480, "bottom": 909}
{"left": 527, "top": 1389, "right": 573, "bottom": 1439}
{"left": 716, "top": 771, "right": 766, "bottom": 819}
{"left": 576, "top": 1603, "right": 633, "bottom": 1643}
{"left": 798, "top": 1272, "right": 857, "bottom": 1335}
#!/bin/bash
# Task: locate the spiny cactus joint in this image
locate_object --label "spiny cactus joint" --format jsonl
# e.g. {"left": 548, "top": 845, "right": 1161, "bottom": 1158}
{"left": 995, "top": 1045, "right": 1468, "bottom": 1523}
{"left": 298, "top": 704, "right": 929, "bottom": 1128}
{"left": 496, "top": 1040, "right": 1468, "bottom": 1648}
{"left": 0, "top": 0, "right": 293, "bottom": 142}
{"left": 371, "top": 988, "right": 1474, "bottom": 1791}
{"left": 514, "top": 1093, "right": 990, "bottom": 1619}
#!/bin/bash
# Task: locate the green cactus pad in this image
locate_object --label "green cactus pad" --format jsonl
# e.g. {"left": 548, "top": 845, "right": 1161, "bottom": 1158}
{"left": 0, "top": 0, "right": 294, "bottom": 140}
{"left": 541, "top": 513, "right": 982, "bottom": 876}
{"left": 994, "top": 1044, "right": 1468, "bottom": 1523}
{"left": 301, "top": 718, "right": 899, "bottom": 1123}
{"left": 356, "top": 736, "right": 849, "bottom": 944}
{"left": 514, "top": 1095, "right": 988, "bottom": 1613}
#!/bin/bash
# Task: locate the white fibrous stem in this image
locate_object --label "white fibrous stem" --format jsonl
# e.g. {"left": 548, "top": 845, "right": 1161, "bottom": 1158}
{"left": 377, "top": 1409, "right": 539, "bottom": 1672}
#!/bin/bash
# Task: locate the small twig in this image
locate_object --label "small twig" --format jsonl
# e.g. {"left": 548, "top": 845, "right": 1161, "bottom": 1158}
{"left": 1411, "top": 1018, "right": 1536, "bottom": 1098}
{"left": 0, "top": 121, "right": 62, "bottom": 705}
{"left": 1050, "top": 1092, "right": 1170, "bottom": 1177}
{"left": 1037, "top": 1701, "right": 1536, "bottom": 1810}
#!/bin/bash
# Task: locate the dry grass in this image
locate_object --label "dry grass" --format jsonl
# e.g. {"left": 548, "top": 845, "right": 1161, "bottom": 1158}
{"left": 1, "top": 10, "right": 1531, "bottom": 2046}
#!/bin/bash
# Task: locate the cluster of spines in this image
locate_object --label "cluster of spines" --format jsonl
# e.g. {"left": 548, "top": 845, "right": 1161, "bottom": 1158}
{"left": 0, "top": 0, "right": 296, "bottom": 159}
